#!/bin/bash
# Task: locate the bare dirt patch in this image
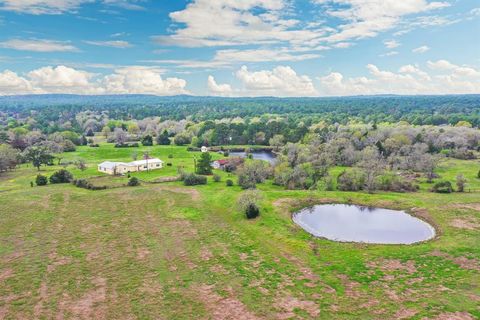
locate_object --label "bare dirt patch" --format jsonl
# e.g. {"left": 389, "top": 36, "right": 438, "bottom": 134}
{"left": 430, "top": 250, "right": 480, "bottom": 271}
{"left": 423, "top": 312, "right": 476, "bottom": 320}
{"left": 200, "top": 247, "right": 213, "bottom": 261}
{"left": 153, "top": 186, "right": 201, "bottom": 201}
{"left": 194, "top": 284, "right": 260, "bottom": 320}
{"left": 59, "top": 277, "right": 108, "bottom": 320}
{"left": 395, "top": 308, "right": 418, "bottom": 319}
{"left": 47, "top": 251, "right": 72, "bottom": 273}
{"left": 337, "top": 274, "right": 361, "bottom": 299}
{"left": 452, "top": 203, "right": 480, "bottom": 212}
{"left": 367, "top": 259, "right": 417, "bottom": 274}
{"left": 0, "top": 268, "right": 13, "bottom": 281}
{"left": 275, "top": 295, "right": 320, "bottom": 319}
{"left": 136, "top": 247, "right": 151, "bottom": 261}
{"left": 450, "top": 218, "right": 479, "bottom": 230}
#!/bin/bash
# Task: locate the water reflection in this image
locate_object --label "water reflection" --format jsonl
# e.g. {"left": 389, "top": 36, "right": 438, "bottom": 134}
{"left": 293, "top": 204, "right": 435, "bottom": 244}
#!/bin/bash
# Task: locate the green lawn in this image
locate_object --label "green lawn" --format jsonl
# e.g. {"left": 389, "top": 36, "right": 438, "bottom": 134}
{"left": 0, "top": 144, "right": 479, "bottom": 319}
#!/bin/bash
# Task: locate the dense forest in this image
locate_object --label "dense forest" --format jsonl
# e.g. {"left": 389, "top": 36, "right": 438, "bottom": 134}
{"left": 1, "top": 94, "right": 480, "bottom": 126}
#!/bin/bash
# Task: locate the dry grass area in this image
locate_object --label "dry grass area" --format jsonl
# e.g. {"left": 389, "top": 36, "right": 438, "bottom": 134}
{"left": 1, "top": 163, "right": 480, "bottom": 319}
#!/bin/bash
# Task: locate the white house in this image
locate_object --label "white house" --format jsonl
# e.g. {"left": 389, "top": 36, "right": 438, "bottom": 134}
{"left": 98, "top": 158, "right": 163, "bottom": 175}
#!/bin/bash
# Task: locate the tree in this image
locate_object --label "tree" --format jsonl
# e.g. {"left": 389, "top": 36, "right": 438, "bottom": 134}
{"left": 101, "top": 126, "right": 111, "bottom": 138}
{"left": 22, "top": 145, "right": 54, "bottom": 170}
{"left": 141, "top": 135, "right": 153, "bottom": 146}
{"left": 128, "top": 123, "right": 140, "bottom": 136}
{"left": 456, "top": 174, "right": 467, "bottom": 192}
{"left": 75, "top": 158, "right": 87, "bottom": 171}
{"left": 269, "top": 134, "right": 285, "bottom": 151}
{"left": 196, "top": 152, "right": 212, "bottom": 175}
{"left": 86, "top": 128, "right": 95, "bottom": 137}
{"left": 358, "top": 146, "right": 385, "bottom": 193}
{"left": 237, "top": 160, "right": 270, "bottom": 189}
{"left": 237, "top": 189, "right": 263, "bottom": 219}
{"left": 173, "top": 131, "right": 192, "bottom": 145}
{"left": 114, "top": 128, "right": 128, "bottom": 145}
{"left": 156, "top": 130, "right": 171, "bottom": 145}
{"left": 0, "top": 144, "right": 19, "bottom": 172}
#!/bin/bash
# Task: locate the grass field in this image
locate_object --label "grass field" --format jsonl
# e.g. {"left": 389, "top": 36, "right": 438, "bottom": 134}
{"left": 1, "top": 144, "right": 479, "bottom": 319}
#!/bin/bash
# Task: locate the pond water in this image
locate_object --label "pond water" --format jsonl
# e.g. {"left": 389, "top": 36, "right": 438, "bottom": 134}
{"left": 228, "top": 151, "right": 277, "bottom": 164}
{"left": 292, "top": 204, "right": 435, "bottom": 244}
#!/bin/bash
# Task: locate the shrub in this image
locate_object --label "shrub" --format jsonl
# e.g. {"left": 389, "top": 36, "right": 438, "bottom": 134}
{"left": 226, "top": 179, "right": 234, "bottom": 187}
{"left": 237, "top": 189, "right": 262, "bottom": 219}
{"left": 477, "top": 169, "right": 480, "bottom": 179}
{"left": 141, "top": 135, "right": 153, "bottom": 146}
{"left": 168, "top": 154, "right": 173, "bottom": 159}
{"left": 89, "top": 144, "right": 100, "bottom": 148}
{"left": 337, "top": 169, "right": 365, "bottom": 191}
{"left": 49, "top": 169, "right": 73, "bottom": 184}
{"left": 74, "top": 179, "right": 90, "bottom": 189}
{"left": 127, "top": 177, "right": 140, "bottom": 187}
{"left": 431, "top": 181, "right": 453, "bottom": 193}
{"left": 245, "top": 203, "right": 260, "bottom": 219}
{"left": 183, "top": 173, "right": 207, "bottom": 186}
{"left": 377, "top": 173, "right": 418, "bottom": 193}
{"left": 35, "top": 174, "right": 48, "bottom": 186}
{"left": 114, "top": 143, "right": 139, "bottom": 148}
{"left": 213, "top": 174, "right": 221, "bottom": 182}
{"left": 167, "top": 163, "right": 172, "bottom": 166}
{"left": 223, "top": 151, "right": 229, "bottom": 157}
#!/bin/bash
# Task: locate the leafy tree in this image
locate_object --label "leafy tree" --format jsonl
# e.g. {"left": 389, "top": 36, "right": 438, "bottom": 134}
{"left": 226, "top": 179, "right": 234, "bottom": 187}
{"left": 86, "top": 128, "right": 95, "bottom": 137}
{"left": 183, "top": 173, "right": 207, "bottom": 186}
{"left": 213, "top": 174, "right": 221, "bottom": 182}
{"left": 141, "top": 135, "right": 153, "bottom": 146}
{"left": 156, "top": 130, "right": 171, "bottom": 145}
{"left": 114, "top": 128, "right": 127, "bottom": 145}
{"left": 269, "top": 134, "right": 285, "bottom": 151}
{"left": 0, "top": 144, "right": 19, "bottom": 172}
{"left": 456, "top": 174, "right": 467, "bottom": 192}
{"left": 35, "top": 174, "right": 48, "bottom": 186}
{"left": 101, "top": 126, "right": 111, "bottom": 138}
{"left": 22, "top": 145, "right": 54, "bottom": 170}
{"left": 75, "top": 158, "right": 87, "bottom": 171}
{"left": 237, "top": 160, "right": 270, "bottom": 189}
{"left": 196, "top": 152, "right": 212, "bottom": 175}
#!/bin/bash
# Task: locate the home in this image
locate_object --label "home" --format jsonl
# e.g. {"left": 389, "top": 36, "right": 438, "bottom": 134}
{"left": 211, "top": 159, "right": 229, "bottom": 170}
{"left": 98, "top": 158, "right": 163, "bottom": 175}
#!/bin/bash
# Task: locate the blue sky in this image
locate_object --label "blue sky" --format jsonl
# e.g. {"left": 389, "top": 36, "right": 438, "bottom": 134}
{"left": 0, "top": 0, "right": 478, "bottom": 96}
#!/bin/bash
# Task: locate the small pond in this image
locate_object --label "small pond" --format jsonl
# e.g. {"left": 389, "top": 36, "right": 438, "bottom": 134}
{"left": 228, "top": 151, "right": 277, "bottom": 164}
{"left": 292, "top": 204, "right": 435, "bottom": 244}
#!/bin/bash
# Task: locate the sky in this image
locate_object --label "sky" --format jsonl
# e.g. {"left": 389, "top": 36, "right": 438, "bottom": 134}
{"left": 0, "top": 0, "right": 479, "bottom": 97}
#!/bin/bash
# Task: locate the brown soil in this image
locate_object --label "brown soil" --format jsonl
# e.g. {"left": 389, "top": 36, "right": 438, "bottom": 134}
{"left": 368, "top": 259, "right": 417, "bottom": 274}
{"left": 0, "top": 268, "right": 13, "bottom": 281}
{"left": 194, "top": 284, "right": 260, "bottom": 320}
{"left": 423, "top": 312, "right": 476, "bottom": 320}
{"left": 153, "top": 186, "right": 201, "bottom": 201}
{"left": 430, "top": 250, "right": 480, "bottom": 271}
{"left": 395, "top": 308, "right": 418, "bottom": 319}
{"left": 275, "top": 295, "right": 320, "bottom": 319}
{"left": 450, "top": 218, "right": 479, "bottom": 230}
{"left": 60, "top": 277, "right": 108, "bottom": 320}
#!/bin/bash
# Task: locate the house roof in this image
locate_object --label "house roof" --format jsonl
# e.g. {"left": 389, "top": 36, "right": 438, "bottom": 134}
{"left": 130, "top": 158, "right": 163, "bottom": 166}
{"left": 99, "top": 158, "right": 163, "bottom": 169}
{"left": 98, "top": 161, "right": 128, "bottom": 169}
{"left": 214, "top": 159, "right": 229, "bottom": 165}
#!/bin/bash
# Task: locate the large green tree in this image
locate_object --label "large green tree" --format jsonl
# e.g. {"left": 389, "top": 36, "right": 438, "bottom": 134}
{"left": 196, "top": 152, "right": 212, "bottom": 175}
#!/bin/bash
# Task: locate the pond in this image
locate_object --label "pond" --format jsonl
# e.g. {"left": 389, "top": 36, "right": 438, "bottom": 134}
{"left": 228, "top": 151, "right": 277, "bottom": 164}
{"left": 292, "top": 204, "right": 435, "bottom": 244}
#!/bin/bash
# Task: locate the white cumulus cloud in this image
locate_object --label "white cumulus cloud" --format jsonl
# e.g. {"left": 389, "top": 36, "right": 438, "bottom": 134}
{"left": 207, "top": 75, "right": 233, "bottom": 96}
{"left": 412, "top": 45, "right": 430, "bottom": 53}
{"left": 0, "top": 65, "right": 189, "bottom": 96}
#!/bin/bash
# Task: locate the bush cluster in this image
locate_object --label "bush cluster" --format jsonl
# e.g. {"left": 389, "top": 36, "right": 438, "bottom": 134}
{"left": 431, "top": 181, "right": 453, "bottom": 193}
{"left": 73, "top": 179, "right": 107, "bottom": 190}
{"left": 127, "top": 177, "right": 140, "bottom": 187}
{"left": 35, "top": 174, "right": 48, "bottom": 186}
{"left": 49, "top": 169, "right": 73, "bottom": 184}
{"left": 183, "top": 173, "right": 207, "bottom": 186}
{"left": 226, "top": 179, "right": 234, "bottom": 187}
{"left": 114, "top": 143, "right": 139, "bottom": 148}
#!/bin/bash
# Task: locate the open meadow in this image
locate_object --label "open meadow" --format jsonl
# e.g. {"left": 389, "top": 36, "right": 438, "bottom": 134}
{"left": 1, "top": 144, "right": 479, "bottom": 319}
